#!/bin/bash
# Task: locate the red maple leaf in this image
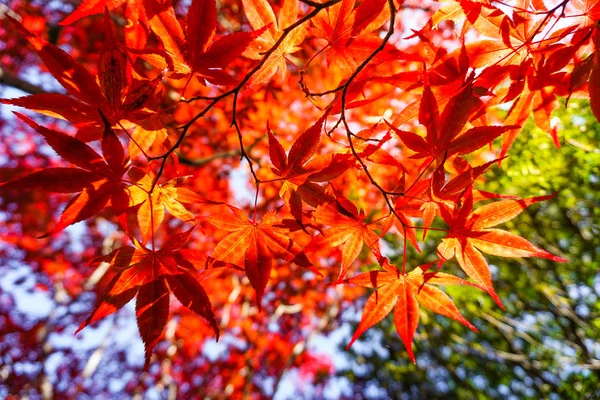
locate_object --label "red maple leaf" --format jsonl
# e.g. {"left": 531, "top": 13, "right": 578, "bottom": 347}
{"left": 310, "top": 0, "right": 389, "bottom": 75}
{"left": 77, "top": 229, "right": 237, "bottom": 366}
{"left": 2, "top": 113, "right": 130, "bottom": 236}
{"left": 2, "top": 13, "right": 161, "bottom": 141}
{"left": 144, "top": 0, "right": 265, "bottom": 85}
{"left": 267, "top": 114, "right": 353, "bottom": 221}
{"left": 389, "top": 79, "right": 518, "bottom": 164}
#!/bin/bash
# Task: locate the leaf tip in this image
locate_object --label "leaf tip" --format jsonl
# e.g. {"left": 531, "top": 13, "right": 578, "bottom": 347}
{"left": 311, "top": 265, "right": 324, "bottom": 278}
{"left": 490, "top": 291, "right": 505, "bottom": 310}
{"left": 74, "top": 323, "right": 86, "bottom": 335}
{"left": 209, "top": 316, "right": 220, "bottom": 342}
{"left": 143, "top": 352, "right": 152, "bottom": 371}
{"left": 256, "top": 296, "right": 263, "bottom": 313}
{"left": 346, "top": 330, "right": 362, "bottom": 351}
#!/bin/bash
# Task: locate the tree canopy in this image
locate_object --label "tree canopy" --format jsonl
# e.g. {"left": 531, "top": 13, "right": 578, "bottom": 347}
{"left": 0, "top": 0, "right": 599, "bottom": 398}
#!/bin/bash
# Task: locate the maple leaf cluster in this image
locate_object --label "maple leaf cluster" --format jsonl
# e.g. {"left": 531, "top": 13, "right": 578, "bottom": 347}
{"left": 0, "top": 0, "right": 596, "bottom": 373}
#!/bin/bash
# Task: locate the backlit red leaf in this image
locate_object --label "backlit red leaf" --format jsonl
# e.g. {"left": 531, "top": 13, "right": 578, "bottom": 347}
{"left": 136, "top": 278, "right": 170, "bottom": 366}
{"left": 166, "top": 273, "right": 219, "bottom": 340}
{"left": 186, "top": 0, "right": 217, "bottom": 62}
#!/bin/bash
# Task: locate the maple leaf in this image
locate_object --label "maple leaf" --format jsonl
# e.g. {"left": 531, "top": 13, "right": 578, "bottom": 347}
{"left": 307, "top": 198, "right": 382, "bottom": 281}
{"left": 437, "top": 187, "right": 568, "bottom": 307}
{"left": 388, "top": 79, "right": 518, "bottom": 164}
{"left": 310, "top": 0, "right": 389, "bottom": 75}
{"left": 60, "top": 1, "right": 148, "bottom": 48}
{"left": 242, "top": 0, "right": 306, "bottom": 86}
{"left": 126, "top": 169, "right": 211, "bottom": 245}
{"left": 267, "top": 114, "right": 353, "bottom": 221}
{"left": 77, "top": 229, "right": 237, "bottom": 366}
{"left": 144, "top": 0, "right": 264, "bottom": 85}
{"left": 589, "top": 50, "right": 600, "bottom": 122}
{"left": 410, "top": 158, "right": 508, "bottom": 240}
{"left": 344, "top": 260, "right": 479, "bottom": 362}
{"left": 2, "top": 13, "right": 161, "bottom": 141}
{"left": 208, "top": 206, "right": 317, "bottom": 308}
{"left": 267, "top": 114, "right": 324, "bottom": 184}
{"left": 1, "top": 113, "right": 130, "bottom": 236}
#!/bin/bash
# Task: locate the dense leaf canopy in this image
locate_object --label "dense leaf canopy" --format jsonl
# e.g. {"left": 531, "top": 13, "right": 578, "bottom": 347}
{"left": 0, "top": 0, "right": 598, "bottom": 398}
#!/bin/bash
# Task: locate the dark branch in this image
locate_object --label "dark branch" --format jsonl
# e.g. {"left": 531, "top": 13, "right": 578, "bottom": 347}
{"left": 0, "top": 68, "right": 46, "bottom": 95}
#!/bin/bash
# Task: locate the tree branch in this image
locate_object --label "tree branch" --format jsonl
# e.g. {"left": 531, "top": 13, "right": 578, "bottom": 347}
{"left": 0, "top": 67, "right": 46, "bottom": 95}
{"left": 176, "top": 136, "right": 262, "bottom": 167}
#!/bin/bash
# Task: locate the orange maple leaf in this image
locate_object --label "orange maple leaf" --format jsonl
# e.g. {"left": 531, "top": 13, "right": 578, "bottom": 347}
{"left": 308, "top": 198, "right": 382, "bottom": 281}
{"left": 437, "top": 187, "right": 568, "bottom": 308}
{"left": 267, "top": 114, "right": 353, "bottom": 221}
{"left": 126, "top": 169, "right": 210, "bottom": 245}
{"left": 242, "top": 0, "right": 306, "bottom": 86}
{"left": 208, "top": 206, "right": 317, "bottom": 308}
{"left": 345, "top": 260, "right": 480, "bottom": 363}
{"left": 388, "top": 79, "right": 518, "bottom": 164}
{"left": 310, "top": 0, "right": 389, "bottom": 75}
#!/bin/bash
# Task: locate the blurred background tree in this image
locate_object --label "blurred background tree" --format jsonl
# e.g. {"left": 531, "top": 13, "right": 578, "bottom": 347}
{"left": 339, "top": 99, "right": 600, "bottom": 400}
